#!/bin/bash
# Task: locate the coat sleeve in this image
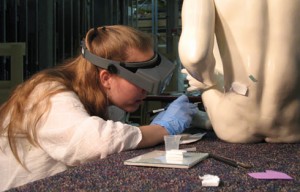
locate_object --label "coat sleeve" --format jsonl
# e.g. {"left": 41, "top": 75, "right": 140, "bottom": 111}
{"left": 37, "top": 91, "right": 142, "bottom": 166}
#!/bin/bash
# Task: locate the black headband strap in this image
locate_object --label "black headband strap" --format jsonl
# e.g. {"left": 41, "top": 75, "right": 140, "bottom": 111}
{"left": 89, "top": 27, "right": 98, "bottom": 42}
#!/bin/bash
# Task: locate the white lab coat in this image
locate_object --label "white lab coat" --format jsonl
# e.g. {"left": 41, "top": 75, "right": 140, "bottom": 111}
{"left": 0, "top": 83, "right": 142, "bottom": 191}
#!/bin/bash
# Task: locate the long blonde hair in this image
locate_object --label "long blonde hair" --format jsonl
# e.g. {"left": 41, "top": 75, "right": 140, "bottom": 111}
{"left": 0, "top": 25, "right": 153, "bottom": 166}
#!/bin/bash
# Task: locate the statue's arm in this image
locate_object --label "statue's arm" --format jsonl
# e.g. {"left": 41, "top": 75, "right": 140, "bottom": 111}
{"left": 179, "top": 0, "right": 216, "bottom": 89}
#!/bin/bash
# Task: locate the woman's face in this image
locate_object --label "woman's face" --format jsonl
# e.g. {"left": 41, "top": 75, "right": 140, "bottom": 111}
{"left": 105, "top": 48, "right": 154, "bottom": 112}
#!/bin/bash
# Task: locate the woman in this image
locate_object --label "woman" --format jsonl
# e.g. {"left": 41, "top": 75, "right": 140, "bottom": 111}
{"left": 0, "top": 25, "right": 198, "bottom": 190}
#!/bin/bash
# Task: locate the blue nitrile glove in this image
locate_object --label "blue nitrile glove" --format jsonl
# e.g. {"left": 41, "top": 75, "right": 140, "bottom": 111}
{"left": 150, "top": 94, "right": 199, "bottom": 135}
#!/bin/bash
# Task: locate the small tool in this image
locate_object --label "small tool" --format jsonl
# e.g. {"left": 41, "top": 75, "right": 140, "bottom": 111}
{"left": 148, "top": 102, "right": 202, "bottom": 116}
{"left": 209, "top": 153, "right": 253, "bottom": 169}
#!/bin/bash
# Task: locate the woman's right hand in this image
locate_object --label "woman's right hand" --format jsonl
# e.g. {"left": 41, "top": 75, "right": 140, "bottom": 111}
{"left": 150, "top": 94, "right": 199, "bottom": 135}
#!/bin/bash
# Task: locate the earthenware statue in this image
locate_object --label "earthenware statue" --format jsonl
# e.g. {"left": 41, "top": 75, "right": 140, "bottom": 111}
{"left": 179, "top": 0, "right": 300, "bottom": 143}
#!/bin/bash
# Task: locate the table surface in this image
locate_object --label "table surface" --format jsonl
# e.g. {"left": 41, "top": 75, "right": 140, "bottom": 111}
{"left": 10, "top": 130, "right": 300, "bottom": 192}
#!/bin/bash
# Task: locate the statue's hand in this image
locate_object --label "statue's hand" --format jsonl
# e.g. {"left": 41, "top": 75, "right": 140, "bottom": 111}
{"left": 181, "top": 68, "right": 210, "bottom": 91}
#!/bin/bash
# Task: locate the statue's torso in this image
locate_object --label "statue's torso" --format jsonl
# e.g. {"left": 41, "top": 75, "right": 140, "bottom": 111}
{"left": 207, "top": 0, "right": 300, "bottom": 142}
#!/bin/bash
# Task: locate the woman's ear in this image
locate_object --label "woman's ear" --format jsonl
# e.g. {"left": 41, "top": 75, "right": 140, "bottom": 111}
{"left": 99, "top": 70, "right": 112, "bottom": 89}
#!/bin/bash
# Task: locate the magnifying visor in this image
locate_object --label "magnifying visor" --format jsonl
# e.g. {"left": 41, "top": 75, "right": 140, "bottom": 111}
{"left": 81, "top": 41, "right": 175, "bottom": 95}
